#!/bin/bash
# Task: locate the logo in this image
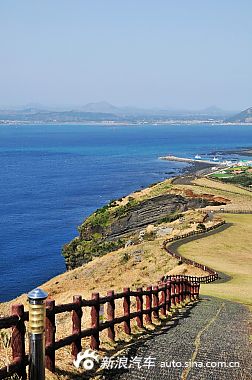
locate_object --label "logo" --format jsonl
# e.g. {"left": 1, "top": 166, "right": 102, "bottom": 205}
{"left": 73, "top": 349, "right": 100, "bottom": 370}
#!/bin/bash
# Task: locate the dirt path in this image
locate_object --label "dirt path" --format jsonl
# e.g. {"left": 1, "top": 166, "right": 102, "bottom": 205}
{"left": 168, "top": 222, "right": 233, "bottom": 283}
{"left": 104, "top": 297, "right": 251, "bottom": 380}
{"left": 102, "top": 216, "right": 252, "bottom": 380}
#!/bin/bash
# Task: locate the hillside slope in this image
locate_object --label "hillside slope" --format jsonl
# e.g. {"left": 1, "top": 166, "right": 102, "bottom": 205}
{"left": 62, "top": 179, "right": 229, "bottom": 270}
{"left": 227, "top": 106, "right": 252, "bottom": 123}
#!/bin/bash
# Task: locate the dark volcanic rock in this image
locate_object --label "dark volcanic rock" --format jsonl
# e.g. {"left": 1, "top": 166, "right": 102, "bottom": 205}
{"left": 62, "top": 193, "right": 226, "bottom": 270}
{"left": 107, "top": 194, "right": 213, "bottom": 239}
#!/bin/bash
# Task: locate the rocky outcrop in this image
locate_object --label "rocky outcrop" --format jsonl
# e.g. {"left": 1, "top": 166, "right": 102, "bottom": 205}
{"left": 62, "top": 192, "right": 227, "bottom": 270}
{"left": 103, "top": 194, "right": 217, "bottom": 239}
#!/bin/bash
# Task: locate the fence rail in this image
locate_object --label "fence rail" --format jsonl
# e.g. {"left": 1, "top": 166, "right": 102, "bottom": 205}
{"left": 162, "top": 237, "right": 219, "bottom": 284}
{"left": 163, "top": 220, "right": 225, "bottom": 244}
{"left": 1, "top": 221, "right": 224, "bottom": 378}
{"left": 215, "top": 209, "right": 252, "bottom": 214}
{"left": 0, "top": 278, "right": 200, "bottom": 379}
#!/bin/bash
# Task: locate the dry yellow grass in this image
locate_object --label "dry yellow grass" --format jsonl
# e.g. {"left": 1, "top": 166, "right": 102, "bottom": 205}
{"left": 190, "top": 177, "right": 252, "bottom": 211}
{"left": 2, "top": 177, "right": 251, "bottom": 378}
{"left": 0, "top": 236, "right": 206, "bottom": 317}
{"left": 116, "top": 178, "right": 173, "bottom": 206}
{"left": 176, "top": 214, "right": 252, "bottom": 307}
{"left": 0, "top": 236, "right": 203, "bottom": 379}
{"left": 118, "top": 176, "right": 252, "bottom": 212}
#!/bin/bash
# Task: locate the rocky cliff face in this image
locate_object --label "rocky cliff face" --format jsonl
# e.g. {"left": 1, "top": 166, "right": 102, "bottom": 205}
{"left": 62, "top": 192, "right": 226, "bottom": 270}
{"left": 103, "top": 194, "right": 212, "bottom": 239}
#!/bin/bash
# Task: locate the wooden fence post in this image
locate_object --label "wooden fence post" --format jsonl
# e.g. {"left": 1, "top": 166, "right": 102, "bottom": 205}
{"left": 189, "top": 282, "right": 193, "bottom": 301}
{"left": 171, "top": 278, "right": 175, "bottom": 307}
{"left": 183, "top": 278, "right": 186, "bottom": 301}
{"left": 123, "top": 288, "right": 131, "bottom": 334}
{"left": 179, "top": 278, "right": 183, "bottom": 303}
{"left": 107, "top": 290, "right": 115, "bottom": 341}
{"left": 193, "top": 283, "right": 197, "bottom": 299}
{"left": 182, "top": 278, "right": 186, "bottom": 302}
{"left": 178, "top": 278, "right": 182, "bottom": 304}
{"left": 192, "top": 282, "right": 196, "bottom": 301}
{"left": 186, "top": 279, "right": 190, "bottom": 300}
{"left": 166, "top": 280, "right": 171, "bottom": 311}
{"left": 152, "top": 286, "right": 159, "bottom": 319}
{"left": 175, "top": 279, "right": 180, "bottom": 305}
{"left": 91, "top": 293, "right": 100, "bottom": 350}
{"left": 71, "top": 296, "right": 82, "bottom": 359}
{"left": 196, "top": 283, "right": 200, "bottom": 299}
{"left": 159, "top": 282, "right": 166, "bottom": 316}
{"left": 11, "top": 304, "right": 26, "bottom": 380}
{"left": 45, "top": 299, "right": 56, "bottom": 372}
{"left": 136, "top": 287, "right": 143, "bottom": 328}
{"left": 145, "top": 286, "right": 152, "bottom": 324}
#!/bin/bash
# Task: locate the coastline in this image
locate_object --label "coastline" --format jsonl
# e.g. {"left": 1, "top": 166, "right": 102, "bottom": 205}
{"left": 1, "top": 121, "right": 252, "bottom": 127}
{"left": 0, "top": 147, "right": 250, "bottom": 304}
{"left": 159, "top": 155, "right": 219, "bottom": 166}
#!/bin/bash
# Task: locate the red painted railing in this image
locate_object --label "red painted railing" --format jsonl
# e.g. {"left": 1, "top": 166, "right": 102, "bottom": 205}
{"left": 162, "top": 239, "right": 219, "bottom": 283}
{"left": 163, "top": 220, "right": 225, "bottom": 244}
{"left": 0, "top": 278, "right": 200, "bottom": 379}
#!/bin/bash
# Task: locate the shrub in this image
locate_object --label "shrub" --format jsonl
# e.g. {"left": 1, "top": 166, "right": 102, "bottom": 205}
{"left": 197, "top": 223, "right": 206, "bottom": 231}
{"left": 121, "top": 252, "right": 130, "bottom": 263}
{"left": 159, "top": 212, "right": 183, "bottom": 224}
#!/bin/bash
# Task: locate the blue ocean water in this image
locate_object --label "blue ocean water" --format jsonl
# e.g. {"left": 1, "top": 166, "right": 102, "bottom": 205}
{"left": 0, "top": 124, "right": 252, "bottom": 302}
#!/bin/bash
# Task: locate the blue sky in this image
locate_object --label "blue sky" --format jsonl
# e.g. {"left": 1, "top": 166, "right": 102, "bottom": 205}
{"left": 0, "top": 1, "right": 251, "bottom": 110}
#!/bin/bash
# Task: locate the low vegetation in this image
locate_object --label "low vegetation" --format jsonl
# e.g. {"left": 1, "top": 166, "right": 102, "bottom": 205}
{"left": 2, "top": 177, "right": 252, "bottom": 378}
{"left": 159, "top": 211, "right": 183, "bottom": 224}
{"left": 209, "top": 165, "right": 252, "bottom": 188}
{"left": 175, "top": 214, "right": 252, "bottom": 307}
{"left": 63, "top": 176, "right": 238, "bottom": 269}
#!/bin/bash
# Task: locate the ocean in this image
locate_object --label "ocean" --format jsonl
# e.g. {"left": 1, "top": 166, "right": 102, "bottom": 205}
{"left": 1, "top": 123, "right": 252, "bottom": 302}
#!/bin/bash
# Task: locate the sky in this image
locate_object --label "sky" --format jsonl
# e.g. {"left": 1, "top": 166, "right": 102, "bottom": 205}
{"left": 0, "top": 1, "right": 251, "bottom": 111}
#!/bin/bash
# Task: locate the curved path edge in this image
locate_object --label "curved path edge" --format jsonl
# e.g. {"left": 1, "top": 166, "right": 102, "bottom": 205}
{"left": 163, "top": 222, "right": 233, "bottom": 284}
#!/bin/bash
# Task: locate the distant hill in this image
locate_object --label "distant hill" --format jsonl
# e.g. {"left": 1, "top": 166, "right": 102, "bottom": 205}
{"left": 227, "top": 107, "right": 252, "bottom": 123}
{"left": 0, "top": 102, "right": 235, "bottom": 123}
{"left": 78, "top": 101, "right": 121, "bottom": 114}
{"left": 77, "top": 102, "right": 231, "bottom": 118}
{"left": 0, "top": 109, "right": 122, "bottom": 122}
{"left": 199, "top": 106, "right": 227, "bottom": 116}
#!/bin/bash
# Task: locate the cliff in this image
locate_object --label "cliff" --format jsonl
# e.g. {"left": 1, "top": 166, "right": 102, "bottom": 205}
{"left": 62, "top": 189, "right": 226, "bottom": 270}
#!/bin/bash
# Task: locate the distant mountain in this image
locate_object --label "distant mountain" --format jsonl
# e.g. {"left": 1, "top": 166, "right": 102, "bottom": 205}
{"left": 77, "top": 102, "right": 233, "bottom": 118}
{"left": 0, "top": 101, "right": 238, "bottom": 123}
{"left": 227, "top": 107, "right": 252, "bottom": 123}
{"left": 78, "top": 101, "right": 121, "bottom": 114}
{"left": 0, "top": 109, "right": 122, "bottom": 122}
{"left": 199, "top": 106, "right": 228, "bottom": 116}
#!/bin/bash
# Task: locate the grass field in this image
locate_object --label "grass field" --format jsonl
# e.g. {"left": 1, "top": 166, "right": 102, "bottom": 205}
{"left": 176, "top": 214, "right": 252, "bottom": 308}
{"left": 0, "top": 236, "right": 205, "bottom": 378}
{"left": 1, "top": 178, "right": 252, "bottom": 378}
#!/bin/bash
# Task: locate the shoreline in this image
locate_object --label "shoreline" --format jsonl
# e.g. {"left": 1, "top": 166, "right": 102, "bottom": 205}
{"left": 159, "top": 155, "right": 219, "bottom": 166}
{"left": 0, "top": 148, "right": 250, "bottom": 304}
{"left": 1, "top": 121, "right": 252, "bottom": 127}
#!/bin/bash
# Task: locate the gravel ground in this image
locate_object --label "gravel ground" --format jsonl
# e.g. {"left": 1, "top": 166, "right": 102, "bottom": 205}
{"left": 102, "top": 297, "right": 251, "bottom": 380}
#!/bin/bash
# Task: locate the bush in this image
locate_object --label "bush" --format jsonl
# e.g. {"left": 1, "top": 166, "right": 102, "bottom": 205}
{"left": 159, "top": 212, "right": 183, "bottom": 224}
{"left": 114, "top": 198, "right": 138, "bottom": 218}
{"left": 121, "top": 252, "right": 130, "bottom": 263}
{"left": 88, "top": 207, "right": 111, "bottom": 227}
{"left": 197, "top": 223, "right": 206, "bottom": 231}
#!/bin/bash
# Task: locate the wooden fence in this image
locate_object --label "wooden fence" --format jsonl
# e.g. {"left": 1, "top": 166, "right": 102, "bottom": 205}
{"left": 215, "top": 209, "right": 252, "bottom": 214}
{"left": 163, "top": 220, "right": 225, "bottom": 244}
{"left": 0, "top": 221, "right": 223, "bottom": 378}
{"left": 0, "top": 278, "right": 200, "bottom": 379}
{"left": 163, "top": 240, "right": 219, "bottom": 284}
